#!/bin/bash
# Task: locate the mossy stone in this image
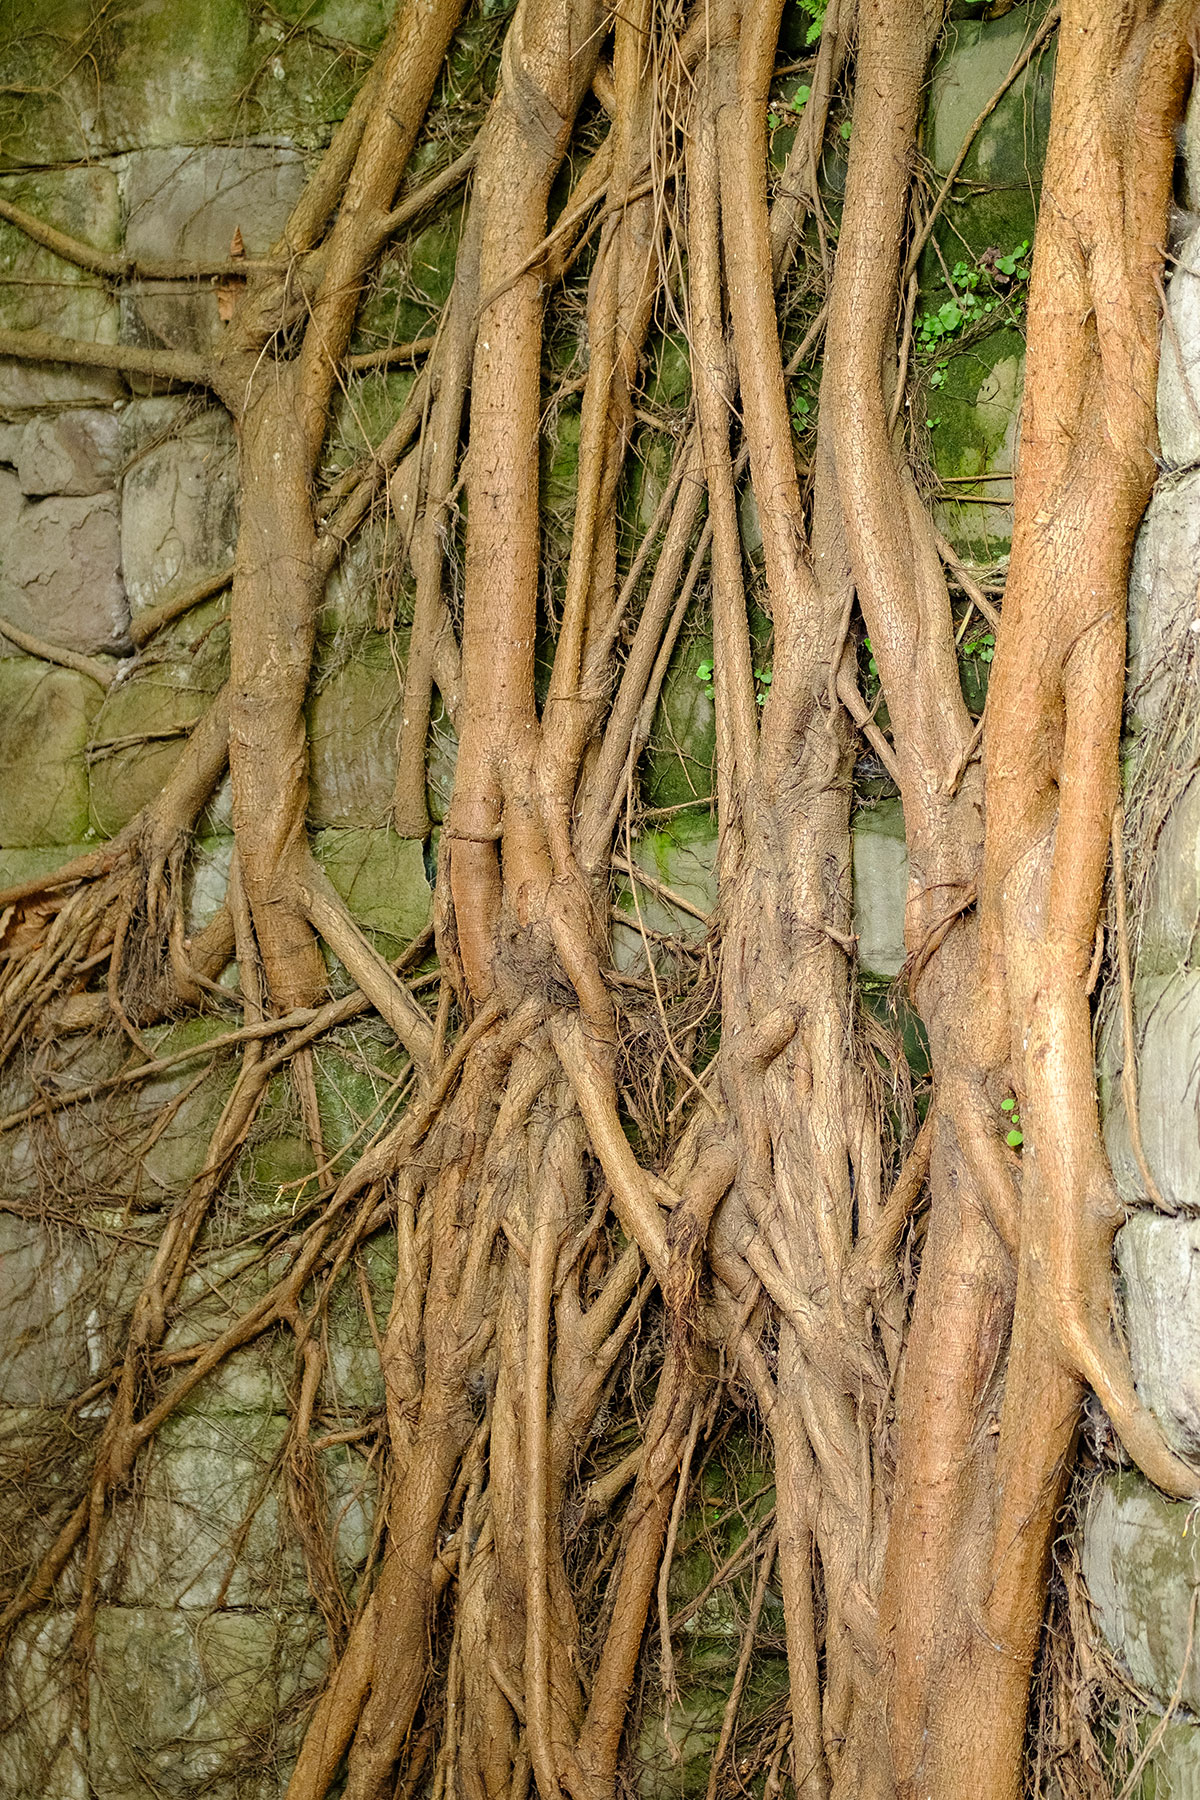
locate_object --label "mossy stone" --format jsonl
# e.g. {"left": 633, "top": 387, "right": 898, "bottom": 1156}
{"left": 1082, "top": 1471, "right": 1200, "bottom": 1714}
{"left": 88, "top": 608, "right": 228, "bottom": 836}
{"left": 313, "top": 826, "right": 433, "bottom": 951}
{"left": 325, "top": 369, "right": 419, "bottom": 474}
{"left": 307, "top": 635, "right": 405, "bottom": 827}
{"left": 642, "top": 636, "right": 717, "bottom": 809}
{"left": 927, "top": 328, "right": 1023, "bottom": 557}
{"left": 0, "top": 167, "right": 119, "bottom": 342}
{"left": 269, "top": 0, "right": 391, "bottom": 49}
{"left": 0, "top": 657, "right": 103, "bottom": 846}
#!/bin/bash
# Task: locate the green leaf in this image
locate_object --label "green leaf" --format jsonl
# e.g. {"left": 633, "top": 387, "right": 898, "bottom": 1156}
{"left": 1006, "top": 1129, "right": 1024, "bottom": 1149}
{"left": 839, "top": 120, "right": 852, "bottom": 141}
{"left": 1000, "top": 1097, "right": 1015, "bottom": 1113}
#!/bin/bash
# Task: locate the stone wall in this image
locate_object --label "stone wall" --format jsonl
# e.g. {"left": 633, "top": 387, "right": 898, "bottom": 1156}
{"left": 0, "top": 2, "right": 1163, "bottom": 1795}
{"left": 1080, "top": 91, "right": 1200, "bottom": 1799}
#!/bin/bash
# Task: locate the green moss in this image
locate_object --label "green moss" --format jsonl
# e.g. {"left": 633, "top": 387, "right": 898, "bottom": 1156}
{"left": 88, "top": 605, "right": 229, "bottom": 837}
{"left": 0, "top": 658, "right": 103, "bottom": 847}
{"left": 326, "top": 369, "right": 419, "bottom": 474}
{"left": 313, "top": 826, "right": 433, "bottom": 953}
{"left": 0, "top": 168, "right": 119, "bottom": 340}
{"left": 925, "top": 326, "right": 1024, "bottom": 557}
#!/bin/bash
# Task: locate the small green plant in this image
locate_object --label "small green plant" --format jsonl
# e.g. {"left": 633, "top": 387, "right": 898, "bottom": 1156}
{"left": 963, "top": 629, "right": 995, "bottom": 664}
{"left": 795, "top": 0, "right": 826, "bottom": 45}
{"left": 1001, "top": 1095, "right": 1023, "bottom": 1149}
{"left": 754, "top": 666, "right": 773, "bottom": 707}
{"left": 768, "top": 82, "right": 812, "bottom": 132}
{"left": 914, "top": 241, "right": 1031, "bottom": 357}
{"left": 696, "top": 658, "right": 714, "bottom": 702}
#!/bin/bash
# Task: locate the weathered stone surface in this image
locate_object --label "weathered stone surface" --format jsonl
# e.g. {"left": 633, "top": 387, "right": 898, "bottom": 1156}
{"left": 313, "top": 827, "right": 433, "bottom": 947}
{"left": 0, "top": 657, "right": 103, "bottom": 845}
{"left": 119, "top": 406, "right": 237, "bottom": 619}
{"left": 0, "top": 842, "right": 92, "bottom": 890}
{"left": 90, "top": 1604, "right": 325, "bottom": 1798}
{"left": 88, "top": 610, "right": 228, "bottom": 836}
{"left": 1133, "top": 1720, "right": 1200, "bottom": 1798}
{"left": 0, "top": 164, "right": 123, "bottom": 413}
{"left": 0, "top": 1612, "right": 87, "bottom": 1800}
{"left": 121, "top": 145, "right": 307, "bottom": 355}
{"left": 1117, "top": 1214, "right": 1200, "bottom": 1459}
{"left": 307, "top": 642, "right": 404, "bottom": 826}
{"left": 1159, "top": 225, "right": 1200, "bottom": 472}
{"left": 270, "top": 0, "right": 390, "bottom": 48}
{"left": 925, "top": 5, "right": 1054, "bottom": 256}
{"left": 0, "top": 1216, "right": 97, "bottom": 1406}
{"left": 1127, "top": 470, "right": 1200, "bottom": 735}
{"left": 14, "top": 408, "right": 120, "bottom": 496}
{"left": 643, "top": 646, "right": 716, "bottom": 810}
{"left": 1141, "top": 771, "right": 1200, "bottom": 973}
{"left": 853, "top": 800, "right": 909, "bottom": 978}
{"left": 1082, "top": 1472, "right": 1200, "bottom": 1713}
{"left": 0, "top": 167, "right": 119, "bottom": 338}
{"left": 184, "top": 835, "right": 233, "bottom": 936}
{"left": 613, "top": 820, "right": 715, "bottom": 973}
{"left": 1103, "top": 969, "right": 1200, "bottom": 1213}
{"left": 930, "top": 332, "right": 1023, "bottom": 556}
{"left": 104, "top": 1411, "right": 295, "bottom": 1609}
{"left": 0, "top": 474, "right": 128, "bottom": 655}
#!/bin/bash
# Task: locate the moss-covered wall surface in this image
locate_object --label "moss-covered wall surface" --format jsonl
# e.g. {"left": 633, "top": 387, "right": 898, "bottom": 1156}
{"left": 0, "top": 3, "right": 1195, "bottom": 1795}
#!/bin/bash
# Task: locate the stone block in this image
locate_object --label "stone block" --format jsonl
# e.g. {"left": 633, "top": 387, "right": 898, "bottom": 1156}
{"left": 853, "top": 800, "right": 909, "bottom": 978}
{"left": 0, "top": 474, "right": 129, "bottom": 656}
{"left": 930, "top": 331, "right": 1023, "bottom": 556}
{"left": 613, "top": 821, "right": 715, "bottom": 972}
{"left": 103, "top": 1410, "right": 296, "bottom": 1609}
{"left": 88, "top": 610, "right": 228, "bottom": 836}
{"left": 1141, "top": 771, "right": 1200, "bottom": 971}
{"left": 0, "top": 1612, "right": 87, "bottom": 1800}
{"left": 121, "top": 145, "right": 307, "bottom": 355}
{"left": 927, "top": 7, "right": 1055, "bottom": 186}
{"left": 0, "top": 167, "right": 119, "bottom": 338}
{"left": 119, "top": 406, "right": 238, "bottom": 621}
{"left": 90, "top": 1604, "right": 325, "bottom": 1798}
{"left": 100, "top": 0, "right": 252, "bottom": 150}
{"left": 1117, "top": 1214, "right": 1200, "bottom": 1459}
{"left": 0, "top": 164, "right": 123, "bottom": 413}
{"left": 270, "top": 0, "right": 390, "bottom": 49}
{"left": 924, "top": 5, "right": 1054, "bottom": 257}
{"left": 307, "top": 644, "right": 404, "bottom": 827}
{"left": 0, "top": 842, "right": 93, "bottom": 891}
{"left": 1159, "top": 225, "right": 1200, "bottom": 471}
{"left": 184, "top": 835, "right": 233, "bottom": 936}
{"left": 1103, "top": 969, "right": 1200, "bottom": 1213}
{"left": 313, "top": 827, "right": 433, "bottom": 948}
{"left": 0, "top": 1216, "right": 97, "bottom": 1406}
{"left": 14, "top": 408, "right": 120, "bottom": 497}
{"left": 1133, "top": 1720, "right": 1200, "bottom": 1798}
{"left": 1082, "top": 1471, "right": 1200, "bottom": 1713}
{"left": 1127, "top": 470, "right": 1200, "bottom": 735}
{"left": 643, "top": 643, "right": 717, "bottom": 810}
{"left": 0, "top": 657, "right": 103, "bottom": 846}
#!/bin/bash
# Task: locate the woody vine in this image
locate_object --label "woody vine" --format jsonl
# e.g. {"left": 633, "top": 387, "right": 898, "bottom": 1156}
{"left": 0, "top": 1, "right": 1195, "bottom": 1797}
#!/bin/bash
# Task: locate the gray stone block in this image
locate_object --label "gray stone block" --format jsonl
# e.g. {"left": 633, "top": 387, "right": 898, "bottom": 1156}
{"left": 853, "top": 800, "right": 909, "bottom": 978}
{"left": 1159, "top": 226, "right": 1200, "bottom": 471}
{"left": 307, "top": 648, "right": 404, "bottom": 828}
{"left": 121, "top": 144, "right": 307, "bottom": 355}
{"left": 0, "top": 167, "right": 119, "bottom": 340}
{"left": 1104, "top": 969, "right": 1200, "bottom": 1213}
{"left": 0, "top": 474, "right": 129, "bottom": 655}
{"left": 612, "top": 822, "right": 715, "bottom": 972}
{"left": 1082, "top": 1471, "right": 1200, "bottom": 1713}
{"left": 124, "top": 145, "right": 308, "bottom": 264}
{"left": 0, "top": 657, "right": 103, "bottom": 846}
{"left": 15, "top": 409, "right": 121, "bottom": 497}
{"left": 1118, "top": 1213, "right": 1200, "bottom": 1458}
{"left": 313, "top": 827, "right": 433, "bottom": 948}
{"left": 1142, "top": 771, "right": 1200, "bottom": 972}
{"left": 1127, "top": 470, "right": 1200, "bottom": 735}
{"left": 90, "top": 1604, "right": 325, "bottom": 1798}
{"left": 119, "top": 406, "right": 237, "bottom": 620}
{"left": 0, "top": 1216, "right": 97, "bottom": 1407}
{"left": 0, "top": 1612, "right": 87, "bottom": 1800}
{"left": 103, "top": 1410, "right": 296, "bottom": 1609}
